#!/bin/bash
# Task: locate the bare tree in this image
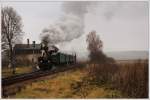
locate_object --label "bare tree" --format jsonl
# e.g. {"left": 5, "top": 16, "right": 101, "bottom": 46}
{"left": 86, "top": 31, "right": 117, "bottom": 85}
{"left": 2, "top": 6, "right": 23, "bottom": 74}
{"left": 86, "top": 30, "right": 107, "bottom": 63}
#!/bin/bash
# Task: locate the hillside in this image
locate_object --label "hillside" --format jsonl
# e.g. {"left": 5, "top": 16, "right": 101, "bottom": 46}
{"left": 76, "top": 51, "right": 148, "bottom": 61}
{"left": 106, "top": 51, "right": 148, "bottom": 60}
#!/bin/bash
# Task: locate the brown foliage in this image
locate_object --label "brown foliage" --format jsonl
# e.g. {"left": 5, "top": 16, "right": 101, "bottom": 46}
{"left": 113, "top": 60, "right": 148, "bottom": 98}
{"left": 85, "top": 60, "right": 148, "bottom": 98}
{"left": 86, "top": 63, "right": 118, "bottom": 84}
{"left": 86, "top": 30, "right": 108, "bottom": 63}
{"left": 85, "top": 30, "right": 148, "bottom": 98}
{"left": 86, "top": 31, "right": 115, "bottom": 64}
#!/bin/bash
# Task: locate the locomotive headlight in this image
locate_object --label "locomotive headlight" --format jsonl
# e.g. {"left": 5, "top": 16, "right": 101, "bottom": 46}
{"left": 40, "top": 60, "right": 43, "bottom": 63}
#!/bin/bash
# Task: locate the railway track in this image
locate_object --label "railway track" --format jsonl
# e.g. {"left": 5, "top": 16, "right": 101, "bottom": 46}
{"left": 2, "top": 65, "right": 78, "bottom": 97}
{"left": 2, "top": 70, "right": 42, "bottom": 86}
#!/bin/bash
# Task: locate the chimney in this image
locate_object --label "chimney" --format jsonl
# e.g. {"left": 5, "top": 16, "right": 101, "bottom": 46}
{"left": 33, "top": 41, "right": 35, "bottom": 48}
{"left": 27, "top": 39, "right": 29, "bottom": 47}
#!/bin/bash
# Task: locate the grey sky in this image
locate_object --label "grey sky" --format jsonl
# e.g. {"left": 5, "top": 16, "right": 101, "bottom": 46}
{"left": 2, "top": 1, "right": 149, "bottom": 59}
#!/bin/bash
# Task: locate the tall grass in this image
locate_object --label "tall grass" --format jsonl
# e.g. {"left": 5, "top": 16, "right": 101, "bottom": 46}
{"left": 86, "top": 59, "right": 148, "bottom": 98}
{"left": 86, "top": 63, "right": 118, "bottom": 84}
{"left": 113, "top": 60, "right": 148, "bottom": 98}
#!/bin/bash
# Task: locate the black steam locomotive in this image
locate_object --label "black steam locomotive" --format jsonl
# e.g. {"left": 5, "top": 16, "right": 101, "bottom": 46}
{"left": 38, "top": 44, "right": 76, "bottom": 70}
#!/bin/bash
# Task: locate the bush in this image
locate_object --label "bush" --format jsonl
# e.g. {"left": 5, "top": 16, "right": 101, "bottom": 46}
{"left": 113, "top": 60, "right": 148, "bottom": 98}
{"left": 86, "top": 63, "right": 118, "bottom": 85}
{"left": 85, "top": 59, "right": 148, "bottom": 98}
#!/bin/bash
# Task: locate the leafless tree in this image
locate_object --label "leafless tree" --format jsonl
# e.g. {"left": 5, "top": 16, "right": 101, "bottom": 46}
{"left": 86, "top": 31, "right": 117, "bottom": 85}
{"left": 2, "top": 6, "right": 23, "bottom": 74}
{"left": 86, "top": 30, "right": 108, "bottom": 63}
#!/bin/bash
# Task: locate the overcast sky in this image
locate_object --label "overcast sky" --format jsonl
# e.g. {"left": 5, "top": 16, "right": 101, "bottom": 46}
{"left": 2, "top": 1, "right": 149, "bottom": 59}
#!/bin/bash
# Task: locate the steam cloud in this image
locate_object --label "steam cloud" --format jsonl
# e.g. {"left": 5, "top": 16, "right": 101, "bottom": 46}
{"left": 40, "top": 1, "right": 92, "bottom": 44}
{"left": 40, "top": 1, "right": 124, "bottom": 44}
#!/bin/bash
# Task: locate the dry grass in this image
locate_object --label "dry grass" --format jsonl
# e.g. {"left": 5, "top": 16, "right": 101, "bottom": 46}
{"left": 86, "top": 59, "right": 148, "bottom": 98}
{"left": 12, "top": 67, "right": 122, "bottom": 98}
{"left": 7, "top": 59, "right": 148, "bottom": 98}
{"left": 85, "top": 63, "right": 118, "bottom": 84}
{"left": 14, "top": 68, "right": 85, "bottom": 98}
{"left": 113, "top": 59, "right": 148, "bottom": 98}
{"left": 2, "top": 66, "right": 33, "bottom": 78}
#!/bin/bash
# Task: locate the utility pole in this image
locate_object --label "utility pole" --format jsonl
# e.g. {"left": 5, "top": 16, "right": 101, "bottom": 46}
{"left": 12, "top": 48, "right": 16, "bottom": 74}
{"left": 32, "top": 41, "right": 35, "bottom": 68}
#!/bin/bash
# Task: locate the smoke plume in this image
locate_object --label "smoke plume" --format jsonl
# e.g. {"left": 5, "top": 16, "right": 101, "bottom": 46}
{"left": 40, "top": 1, "right": 122, "bottom": 45}
{"left": 40, "top": 1, "right": 93, "bottom": 44}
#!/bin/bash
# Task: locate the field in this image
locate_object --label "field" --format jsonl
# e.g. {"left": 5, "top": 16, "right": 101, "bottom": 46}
{"left": 12, "top": 67, "right": 123, "bottom": 98}
{"left": 5, "top": 59, "right": 148, "bottom": 98}
{"left": 2, "top": 66, "right": 34, "bottom": 78}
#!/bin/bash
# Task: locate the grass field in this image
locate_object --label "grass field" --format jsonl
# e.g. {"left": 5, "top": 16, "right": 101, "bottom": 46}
{"left": 2, "top": 66, "right": 34, "bottom": 78}
{"left": 12, "top": 67, "right": 123, "bottom": 98}
{"left": 5, "top": 59, "right": 148, "bottom": 98}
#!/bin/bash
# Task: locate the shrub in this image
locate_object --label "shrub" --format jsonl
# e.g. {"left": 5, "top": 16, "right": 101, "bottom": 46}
{"left": 85, "top": 59, "right": 148, "bottom": 98}
{"left": 113, "top": 60, "right": 148, "bottom": 98}
{"left": 86, "top": 63, "right": 118, "bottom": 85}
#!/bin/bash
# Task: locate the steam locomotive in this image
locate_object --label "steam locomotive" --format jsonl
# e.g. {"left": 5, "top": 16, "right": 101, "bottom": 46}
{"left": 38, "top": 44, "right": 76, "bottom": 70}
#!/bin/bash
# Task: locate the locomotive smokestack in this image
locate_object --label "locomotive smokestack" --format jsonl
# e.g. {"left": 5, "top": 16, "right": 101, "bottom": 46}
{"left": 27, "top": 39, "right": 29, "bottom": 47}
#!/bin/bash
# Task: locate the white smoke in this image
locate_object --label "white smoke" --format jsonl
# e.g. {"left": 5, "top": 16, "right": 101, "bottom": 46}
{"left": 40, "top": 1, "right": 92, "bottom": 44}
{"left": 40, "top": 1, "right": 123, "bottom": 44}
{"left": 40, "top": 14, "right": 83, "bottom": 44}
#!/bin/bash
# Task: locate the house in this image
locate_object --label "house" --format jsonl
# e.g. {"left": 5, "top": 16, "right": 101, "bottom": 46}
{"left": 14, "top": 39, "right": 41, "bottom": 66}
{"left": 13, "top": 39, "right": 59, "bottom": 66}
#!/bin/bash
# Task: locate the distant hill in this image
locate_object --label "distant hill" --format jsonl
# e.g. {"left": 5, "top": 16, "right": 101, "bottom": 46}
{"left": 106, "top": 51, "right": 149, "bottom": 60}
